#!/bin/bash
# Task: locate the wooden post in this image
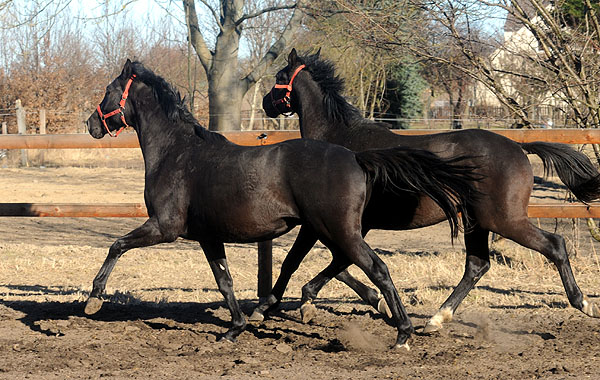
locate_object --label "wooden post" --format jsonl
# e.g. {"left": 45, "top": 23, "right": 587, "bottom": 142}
{"left": 15, "top": 99, "right": 27, "bottom": 166}
{"left": 257, "top": 240, "right": 273, "bottom": 300}
{"left": 38, "top": 109, "right": 46, "bottom": 166}
{"left": 1, "top": 121, "right": 6, "bottom": 135}
{"left": 38, "top": 109, "right": 46, "bottom": 134}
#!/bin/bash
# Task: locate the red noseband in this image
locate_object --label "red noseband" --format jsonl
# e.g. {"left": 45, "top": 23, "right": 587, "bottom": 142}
{"left": 97, "top": 74, "right": 136, "bottom": 137}
{"left": 269, "top": 64, "right": 306, "bottom": 116}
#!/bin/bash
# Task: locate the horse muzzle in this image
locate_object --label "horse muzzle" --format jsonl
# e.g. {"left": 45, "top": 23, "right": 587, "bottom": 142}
{"left": 86, "top": 112, "right": 106, "bottom": 139}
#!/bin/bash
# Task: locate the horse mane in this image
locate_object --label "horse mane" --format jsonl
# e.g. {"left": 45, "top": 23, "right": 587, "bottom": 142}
{"left": 296, "top": 52, "right": 362, "bottom": 125}
{"left": 129, "top": 61, "right": 227, "bottom": 143}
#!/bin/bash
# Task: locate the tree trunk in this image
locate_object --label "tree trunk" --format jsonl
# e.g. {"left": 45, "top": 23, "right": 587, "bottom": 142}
{"left": 183, "top": 0, "right": 304, "bottom": 132}
{"left": 452, "top": 78, "right": 467, "bottom": 129}
{"left": 208, "top": 75, "right": 244, "bottom": 131}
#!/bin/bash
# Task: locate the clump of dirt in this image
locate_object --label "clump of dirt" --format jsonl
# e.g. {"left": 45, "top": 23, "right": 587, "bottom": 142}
{"left": 337, "top": 321, "right": 387, "bottom": 351}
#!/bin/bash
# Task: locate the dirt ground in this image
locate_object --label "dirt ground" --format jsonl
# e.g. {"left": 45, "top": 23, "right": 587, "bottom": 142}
{"left": 1, "top": 157, "right": 600, "bottom": 379}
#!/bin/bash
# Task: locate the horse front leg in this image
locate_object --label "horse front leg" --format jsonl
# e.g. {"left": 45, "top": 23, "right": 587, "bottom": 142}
{"left": 200, "top": 240, "right": 246, "bottom": 342}
{"left": 249, "top": 225, "right": 318, "bottom": 321}
{"left": 85, "top": 217, "right": 178, "bottom": 315}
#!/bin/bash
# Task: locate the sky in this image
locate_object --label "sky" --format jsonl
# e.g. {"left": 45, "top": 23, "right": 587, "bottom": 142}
{"left": 69, "top": 0, "right": 181, "bottom": 25}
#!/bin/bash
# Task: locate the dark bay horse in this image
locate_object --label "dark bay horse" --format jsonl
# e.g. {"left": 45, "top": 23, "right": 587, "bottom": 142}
{"left": 84, "top": 59, "right": 481, "bottom": 348}
{"left": 257, "top": 48, "right": 600, "bottom": 332}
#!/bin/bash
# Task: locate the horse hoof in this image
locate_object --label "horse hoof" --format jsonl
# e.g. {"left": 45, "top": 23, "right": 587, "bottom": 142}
{"left": 377, "top": 298, "right": 392, "bottom": 318}
{"left": 248, "top": 310, "right": 265, "bottom": 322}
{"left": 422, "top": 320, "right": 443, "bottom": 334}
{"left": 218, "top": 336, "right": 236, "bottom": 343}
{"left": 583, "top": 299, "right": 600, "bottom": 318}
{"left": 423, "top": 308, "right": 453, "bottom": 334}
{"left": 300, "top": 302, "right": 317, "bottom": 324}
{"left": 393, "top": 342, "right": 410, "bottom": 351}
{"left": 84, "top": 297, "right": 103, "bottom": 315}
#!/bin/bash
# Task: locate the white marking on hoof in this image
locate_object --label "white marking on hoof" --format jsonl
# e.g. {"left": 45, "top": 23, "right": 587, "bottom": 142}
{"left": 377, "top": 297, "right": 392, "bottom": 318}
{"left": 300, "top": 301, "right": 317, "bottom": 324}
{"left": 248, "top": 310, "right": 265, "bottom": 322}
{"left": 393, "top": 342, "right": 410, "bottom": 351}
{"left": 423, "top": 308, "right": 453, "bottom": 334}
{"left": 583, "top": 299, "right": 600, "bottom": 318}
{"left": 84, "top": 297, "right": 104, "bottom": 315}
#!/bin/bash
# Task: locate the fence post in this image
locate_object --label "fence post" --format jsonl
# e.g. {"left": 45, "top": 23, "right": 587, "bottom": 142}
{"left": 257, "top": 240, "right": 273, "bottom": 300}
{"left": 39, "top": 109, "right": 46, "bottom": 166}
{"left": 1, "top": 121, "right": 6, "bottom": 135}
{"left": 15, "top": 99, "right": 27, "bottom": 166}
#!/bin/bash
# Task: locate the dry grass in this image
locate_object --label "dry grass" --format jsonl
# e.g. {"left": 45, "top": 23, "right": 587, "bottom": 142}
{"left": 2, "top": 232, "right": 599, "bottom": 320}
{"left": 1, "top": 148, "right": 143, "bottom": 169}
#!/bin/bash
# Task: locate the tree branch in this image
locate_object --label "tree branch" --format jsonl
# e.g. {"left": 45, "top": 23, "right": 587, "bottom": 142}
{"left": 235, "top": 3, "right": 296, "bottom": 26}
{"left": 183, "top": 0, "right": 213, "bottom": 72}
{"left": 241, "top": 0, "right": 304, "bottom": 93}
{"left": 197, "top": 0, "right": 224, "bottom": 31}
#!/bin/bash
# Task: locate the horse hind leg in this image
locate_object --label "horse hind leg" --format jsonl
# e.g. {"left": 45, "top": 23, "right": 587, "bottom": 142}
{"left": 298, "top": 255, "right": 352, "bottom": 324}
{"left": 322, "top": 236, "right": 414, "bottom": 349}
{"left": 504, "top": 221, "right": 599, "bottom": 317}
{"left": 348, "top": 240, "right": 414, "bottom": 349}
{"left": 424, "top": 226, "right": 490, "bottom": 333}
{"left": 85, "top": 218, "right": 177, "bottom": 315}
{"left": 335, "top": 270, "right": 392, "bottom": 318}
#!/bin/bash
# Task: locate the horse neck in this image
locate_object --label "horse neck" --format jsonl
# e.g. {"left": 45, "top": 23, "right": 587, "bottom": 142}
{"left": 295, "top": 77, "right": 350, "bottom": 142}
{"left": 129, "top": 88, "right": 193, "bottom": 170}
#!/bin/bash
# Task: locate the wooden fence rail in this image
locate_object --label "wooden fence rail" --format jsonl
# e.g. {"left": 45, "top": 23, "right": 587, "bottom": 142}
{"left": 2, "top": 202, "right": 600, "bottom": 219}
{"left": 2, "top": 128, "right": 600, "bottom": 149}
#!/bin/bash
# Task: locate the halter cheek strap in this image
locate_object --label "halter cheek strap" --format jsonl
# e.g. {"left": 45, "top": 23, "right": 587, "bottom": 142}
{"left": 270, "top": 64, "right": 306, "bottom": 115}
{"left": 97, "top": 74, "right": 136, "bottom": 137}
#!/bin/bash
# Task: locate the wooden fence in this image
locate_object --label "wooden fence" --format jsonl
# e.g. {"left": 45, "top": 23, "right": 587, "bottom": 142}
{"left": 2, "top": 129, "right": 600, "bottom": 297}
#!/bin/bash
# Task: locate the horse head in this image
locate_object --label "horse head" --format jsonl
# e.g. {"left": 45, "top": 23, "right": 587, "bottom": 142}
{"left": 262, "top": 48, "right": 318, "bottom": 118}
{"left": 87, "top": 59, "right": 137, "bottom": 139}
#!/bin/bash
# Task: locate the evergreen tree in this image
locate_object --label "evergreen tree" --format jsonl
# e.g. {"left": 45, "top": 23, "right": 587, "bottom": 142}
{"left": 385, "top": 63, "right": 426, "bottom": 129}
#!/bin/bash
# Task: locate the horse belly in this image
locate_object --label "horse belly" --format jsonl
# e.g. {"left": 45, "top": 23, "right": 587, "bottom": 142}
{"left": 363, "top": 193, "right": 446, "bottom": 230}
{"left": 187, "top": 200, "right": 299, "bottom": 243}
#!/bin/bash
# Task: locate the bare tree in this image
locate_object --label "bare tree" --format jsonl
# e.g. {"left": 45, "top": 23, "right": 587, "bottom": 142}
{"left": 183, "top": 0, "right": 304, "bottom": 131}
{"left": 327, "top": 0, "right": 600, "bottom": 132}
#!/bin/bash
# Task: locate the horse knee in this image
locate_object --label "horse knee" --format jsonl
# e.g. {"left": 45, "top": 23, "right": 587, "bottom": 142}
{"left": 161, "top": 230, "right": 180, "bottom": 243}
{"left": 109, "top": 240, "right": 125, "bottom": 257}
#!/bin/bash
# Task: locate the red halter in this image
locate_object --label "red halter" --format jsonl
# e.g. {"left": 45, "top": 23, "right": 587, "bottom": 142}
{"left": 270, "top": 64, "right": 306, "bottom": 116}
{"left": 97, "top": 74, "right": 136, "bottom": 137}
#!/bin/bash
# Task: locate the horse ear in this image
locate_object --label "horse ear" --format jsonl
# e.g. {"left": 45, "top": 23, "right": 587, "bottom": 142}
{"left": 288, "top": 49, "right": 298, "bottom": 66}
{"left": 315, "top": 47, "right": 321, "bottom": 58}
{"left": 120, "top": 59, "right": 133, "bottom": 79}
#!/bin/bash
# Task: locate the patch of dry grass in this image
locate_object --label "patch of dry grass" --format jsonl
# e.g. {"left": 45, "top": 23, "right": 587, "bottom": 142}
{"left": 2, "top": 234, "right": 599, "bottom": 321}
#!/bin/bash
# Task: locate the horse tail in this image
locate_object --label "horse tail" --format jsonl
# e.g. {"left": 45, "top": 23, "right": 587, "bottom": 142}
{"left": 520, "top": 142, "right": 600, "bottom": 203}
{"left": 355, "top": 147, "right": 482, "bottom": 239}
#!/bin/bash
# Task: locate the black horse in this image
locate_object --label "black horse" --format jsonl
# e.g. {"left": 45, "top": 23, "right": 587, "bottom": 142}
{"left": 84, "top": 59, "right": 481, "bottom": 348}
{"left": 256, "top": 49, "right": 600, "bottom": 332}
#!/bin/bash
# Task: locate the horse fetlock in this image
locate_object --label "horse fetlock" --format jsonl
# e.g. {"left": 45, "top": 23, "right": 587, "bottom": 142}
{"left": 582, "top": 299, "right": 600, "bottom": 318}
{"left": 300, "top": 301, "right": 318, "bottom": 324}
{"left": 423, "top": 308, "right": 453, "bottom": 334}
{"left": 84, "top": 297, "right": 104, "bottom": 315}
